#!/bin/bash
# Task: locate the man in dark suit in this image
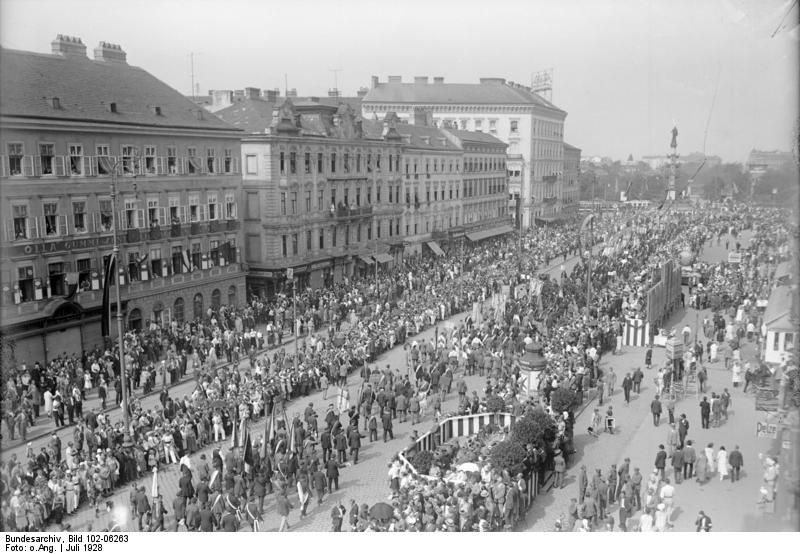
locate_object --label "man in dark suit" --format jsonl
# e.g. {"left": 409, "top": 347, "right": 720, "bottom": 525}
{"left": 650, "top": 395, "right": 662, "bottom": 426}
{"left": 677, "top": 414, "right": 690, "bottom": 448}
{"left": 654, "top": 444, "right": 667, "bottom": 481}
{"left": 320, "top": 428, "right": 332, "bottom": 463}
{"left": 348, "top": 425, "right": 362, "bottom": 464}
{"left": 199, "top": 502, "right": 216, "bottom": 531}
{"left": 134, "top": 486, "right": 151, "bottom": 531}
{"left": 699, "top": 397, "right": 710, "bottom": 429}
{"left": 382, "top": 411, "right": 394, "bottom": 442}
{"left": 312, "top": 468, "right": 328, "bottom": 505}
{"left": 326, "top": 458, "right": 340, "bottom": 491}
{"left": 671, "top": 446, "right": 684, "bottom": 484}
{"left": 195, "top": 476, "right": 210, "bottom": 506}
{"left": 682, "top": 440, "right": 696, "bottom": 479}
{"left": 728, "top": 445, "right": 744, "bottom": 482}
{"left": 621, "top": 373, "right": 633, "bottom": 405}
{"left": 334, "top": 429, "right": 348, "bottom": 464}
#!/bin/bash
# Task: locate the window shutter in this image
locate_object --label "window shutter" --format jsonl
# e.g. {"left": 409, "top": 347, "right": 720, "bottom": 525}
{"left": 32, "top": 155, "right": 42, "bottom": 177}
{"left": 178, "top": 157, "right": 186, "bottom": 175}
{"left": 233, "top": 157, "right": 239, "bottom": 174}
{"left": 54, "top": 156, "right": 66, "bottom": 177}
{"left": 82, "top": 156, "right": 94, "bottom": 176}
{"left": 156, "top": 157, "right": 165, "bottom": 175}
{"left": 58, "top": 215, "right": 68, "bottom": 236}
{"left": 0, "top": 155, "right": 6, "bottom": 178}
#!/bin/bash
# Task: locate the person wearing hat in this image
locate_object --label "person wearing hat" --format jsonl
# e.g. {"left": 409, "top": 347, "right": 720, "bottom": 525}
{"left": 134, "top": 485, "right": 150, "bottom": 531}
{"left": 553, "top": 449, "right": 566, "bottom": 489}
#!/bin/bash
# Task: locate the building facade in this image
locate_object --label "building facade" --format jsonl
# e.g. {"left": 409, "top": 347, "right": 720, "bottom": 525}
{"left": 562, "top": 143, "right": 581, "bottom": 213}
{"left": 221, "top": 99, "right": 404, "bottom": 296}
{"left": 0, "top": 37, "right": 246, "bottom": 364}
{"left": 361, "top": 76, "right": 567, "bottom": 227}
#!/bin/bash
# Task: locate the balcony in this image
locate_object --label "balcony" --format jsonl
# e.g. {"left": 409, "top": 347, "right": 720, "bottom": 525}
{"left": 226, "top": 219, "right": 240, "bottom": 231}
{"left": 148, "top": 226, "right": 162, "bottom": 240}
{"left": 330, "top": 204, "right": 373, "bottom": 220}
{"left": 208, "top": 220, "right": 221, "bottom": 233}
{"left": 190, "top": 221, "right": 204, "bottom": 235}
{"left": 126, "top": 229, "right": 141, "bottom": 242}
{"left": 170, "top": 223, "right": 183, "bottom": 238}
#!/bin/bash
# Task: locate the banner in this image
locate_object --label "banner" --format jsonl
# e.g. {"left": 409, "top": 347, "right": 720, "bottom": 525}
{"left": 101, "top": 254, "right": 116, "bottom": 337}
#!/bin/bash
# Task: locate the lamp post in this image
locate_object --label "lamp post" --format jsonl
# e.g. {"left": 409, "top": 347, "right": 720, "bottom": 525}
{"left": 107, "top": 158, "right": 132, "bottom": 447}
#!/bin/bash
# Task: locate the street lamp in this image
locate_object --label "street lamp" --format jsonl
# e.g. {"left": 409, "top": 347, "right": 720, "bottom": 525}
{"left": 106, "top": 156, "right": 133, "bottom": 448}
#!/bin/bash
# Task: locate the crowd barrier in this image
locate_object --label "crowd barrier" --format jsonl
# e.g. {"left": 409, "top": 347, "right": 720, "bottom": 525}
{"left": 623, "top": 318, "right": 650, "bottom": 347}
{"left": 397, "top": 412, "right": 538, "bottom": 506}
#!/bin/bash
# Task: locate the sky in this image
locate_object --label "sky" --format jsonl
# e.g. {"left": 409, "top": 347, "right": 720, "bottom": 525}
{"left": 1, "top": 0, "right": 797, "bottom": 162}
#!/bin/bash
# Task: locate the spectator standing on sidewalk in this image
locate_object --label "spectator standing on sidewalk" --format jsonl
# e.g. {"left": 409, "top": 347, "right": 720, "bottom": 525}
{"left": 728, "top": 445, "right": 744, "bottom": 482}
{"left": 650, "top": 395, "right": 662, "bottom": 426}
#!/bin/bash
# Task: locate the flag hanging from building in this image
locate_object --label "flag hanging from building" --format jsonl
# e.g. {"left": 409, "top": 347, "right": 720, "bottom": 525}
{"left": 64, "top": 272, "right": 80, "bottom": 301}
{"left": 101, "top": 254, "right": 115, "bottom": 337}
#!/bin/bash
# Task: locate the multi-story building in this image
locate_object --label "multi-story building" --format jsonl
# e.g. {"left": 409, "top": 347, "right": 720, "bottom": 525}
{"left": 439, "top": 128, "right": 512, "bottom": 242}
{"left": 394, "top": 111, "right": 463, "bottom": 257}
{"left": 0, "top": 36, "right": 245, "bottom": 363}
{"left": 562, "top": 143, "right": 581, "bottom": 214}
{"left": 361, "top": 76, "right": 567, "bottom": 227}
{"left": 747, "top": 149, "right": 794, "bottom": 179}
{"left": 217, "top": 97, "right": 404, "bottom": 296}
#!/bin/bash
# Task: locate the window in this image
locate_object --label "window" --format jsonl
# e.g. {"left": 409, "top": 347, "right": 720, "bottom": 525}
{"left": 39, "top": 144, "right": 55, "bottom": 175}
{"left": 377, "top": 223, "right": 382, "bottom": 238}
{"left": 291, "top": 234, "right": 298, "bottom": 255}
{"left": 774, "top": 332, "right": 781, "bottom": 351}
{"left": 367, "top": 225, "right": 372, "bottom": 241}
{"left": 246, "top": 154, "right": 257, "bottom": 174}
{"left": 367, "top": 153, "right": 372, "bottom": 173}
{"left": 68, "top": 144, "right": 83, "bottom": 176}
{"left": 389, "top": 155, "right": 394, "bottom": 173}
{"left": 167, "top": 146, "right": 178, "bottom": 174}
{"left": 99, "top": 199, "right": 113, "bottom": 231}
{"left": 289, "top": 152, "right": 297, "bottom": 174}
{"left": 291, "top": 192, "right": 297, "bottom": 214}
{"left": 121, "top": 145, "right": 135, "bottom": 175}
{"left": 305, "top": 191, "right": 311, "bottom": 212}
{"left": 376, "top": 186, "right": 381, "bottom": 203}
{"left": 193, "top": 293, "right": 203, "bottom": 320}
{"left": 72, "top": 201, "right": 87, "bottom": 233}
{"left": 460, "top": 119, "right": 468, "bottom": 130}
{"left": 224, "top": 148, "right": 233, "bottom": 173}
{"left": 225, "top": 193, "right": 237, "bottom": 219}
{"left": 332, "top": 227, "right": 337, "bottom": 247}
{"left": 206, "top": 148, "right": 215, "bottom": 173}
{"left": 76, "top": 258, "right": 92, "bottom": 290}
{"left": 211, "top": 288, "right": 221, "bottom": 309}
{"left": 191, "top": 243, "right": 201, "bottom": 270}
{"left": 279, "top": 152, "right": 286, "bottom": 175}
{"left": 786, "top": 333, "right": 795, "bottom": 352}
{"left": 304, "top": 152, "right": 311, "bottom": 174}
{"left": 12, "top": 204, "right": 29, "bottom": 239}
{"left": 95, "top": 145, "right": 110, "bottom": 175}
{"left": 318, "top": 189, "right": 324, "bottom": 211}
{"left": 17, "top": 266, "right": 34, "bottom": 302}
{"left": 355, "top": 188, "right": 361, "bottom": 206}
{"left": 282, "top": 235, "right": 288, "bottom": 257}
{"left": 187, "top": 147, "right": 198, "bottom": 174}
{"left": 489, "top": 120, "right": 497, "bottom": 134}
{"left": 46, "top": 262, "right": 66, "bottom": 296}
{"left": 356, "top": 153, "right": 361, "bottom": 172}
{"left": 228, "top": 285, "right": 237, "bottom": 306}
{"left": 150, "top": 247, "right": 162, "bottom": 277}
{"left": 318, "top": 229, "right": 324, "bottom": 249}
{"left": 140, "top": 145, "right": 156, "bottom": 175}
{"left": 188, "top": 194, "right": 200, "bottom": 222}
{"left": 173, "top": 297, "right": 185, "bottom": 323}
{"left": 43, "top": 201, "right": 59, "bottom": 236}
{"left": 356, "top": 224, "right": 361, "bottom": 242}
{"left": 210, "top": 240, "right": 219, "bottom": 266}
{"left": 474, "top": 120, "right": 482, "bottom": 131}
{"left": 317, "top": 153, "right": 323, "bottom": 173}
{"left": 343, "top": 153, "right": 350, "bottom": 173}
{"left": 376, "top": 154, "right": 381, "bottom": 170}
{"left": 207, "top": 193, "right": 219, "bottom": 220}
{"left": 330, "top": 152, "right": 337, "bottom": 173}
{"left": 8, "top": 143, "right": 23, "bottom": 176}
{"left": 367, "top": 187, "right": 372, "bottom": 204}
{"left": 330, "top": 186, "right": 336, "bottom": 208}
{"left": 147, "top": 198, "right": 160, "bottom": 228}
{"left": 388, "top": 186, "right": 393, "bottom": 203}
{"left": 280, "top": 192, "right": 287, "bottom": 215}
{"left": 172, "top": 246, "right": 183, "bottom": 274}
{"left": 306, "top": 230, "right": 312, "bottom": 251}
{"left": 510, "top": 120, "right": 519, "bottom": 133}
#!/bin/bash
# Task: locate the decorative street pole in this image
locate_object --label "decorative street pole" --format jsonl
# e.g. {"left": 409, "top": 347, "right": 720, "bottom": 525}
{"left": 107, "top": 158, "right": 132, "bottom": 447}
{"left": 668, "top": 125, "right": 679, "bottom": 202}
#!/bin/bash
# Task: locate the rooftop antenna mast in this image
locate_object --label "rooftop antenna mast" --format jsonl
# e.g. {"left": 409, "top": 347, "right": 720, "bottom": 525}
{"left": 330, "top": 68, "right": 342, "bottom": 95}
{"left": 189, "top": 52, "right": 203, "bottom": 100}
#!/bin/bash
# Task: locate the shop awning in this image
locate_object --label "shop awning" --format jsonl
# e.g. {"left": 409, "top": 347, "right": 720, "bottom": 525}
{"left": 465, "top": 225, "right": 513, "bottom": 242}
{"left": 359, "top": 255, "right": 374, "bottom": 265}
{"left": 427, "top": 241, "right": 445, "bottom": 257}
{"left": 374, "top": 253, "right": 393, "bottom": 264}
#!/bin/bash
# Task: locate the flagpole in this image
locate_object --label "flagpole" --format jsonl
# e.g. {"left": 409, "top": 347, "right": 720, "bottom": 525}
{"left": 109, "top": 162, "right": 132, "bottom": 448}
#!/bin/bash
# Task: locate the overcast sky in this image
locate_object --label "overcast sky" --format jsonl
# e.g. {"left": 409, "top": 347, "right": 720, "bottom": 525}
{"left": 1, "top": 0, "right": 797, "bottom": 162}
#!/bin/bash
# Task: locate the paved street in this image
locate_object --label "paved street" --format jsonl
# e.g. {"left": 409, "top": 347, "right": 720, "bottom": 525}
{"left": 39, "top": 247, "right": 591, "bottom": 532}
{"left": 524, "top": 230, "right": 783, "bottom": 531}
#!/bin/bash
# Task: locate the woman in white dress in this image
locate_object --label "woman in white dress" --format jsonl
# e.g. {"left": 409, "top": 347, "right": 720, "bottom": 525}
{"left": 704, "top": 443, "right": 716, "bottom": 478}
{"left": 709, "top": 342, "right": 718, "bottom": 363}
{"left": 716, "top": 446, "right": 729, "bottom": 481}
{"left": 43, "top": 389, "right": 53, "bottom": 417}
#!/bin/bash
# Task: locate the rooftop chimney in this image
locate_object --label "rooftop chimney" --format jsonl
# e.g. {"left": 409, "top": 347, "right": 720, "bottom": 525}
{"left": 414, "top": 76, "right": 428, "bottom": 85}
{"left": 433, "top": 76, "right": 444, "bottom": 84}
{"left": 212, "top": 90, "right": 234, "bottom": 109}
{"left": 107, "top": 102, "right": 118, "bottom": 113}
{"left": 388, "top": 75, "right": 402, "bottom": 84}
{"left": 357, "top": 87, "right": 369, "bottom": 97}
{"left": 93, "top": 42, "right": 127, "bottom": 63}
{"left": 479, "top": 78, "right": 506, "bottom": 85}
{"left": 371, "top": 76, "right": 379, "bottom": 88}
{"left": 265, "top": 90, "right": 278, "bottom": 102}
{"left": 51, "top": 35, "right": 87, "bottom": 57}
{"left": 245, "top": 87, "right": 261, "bottom": 100}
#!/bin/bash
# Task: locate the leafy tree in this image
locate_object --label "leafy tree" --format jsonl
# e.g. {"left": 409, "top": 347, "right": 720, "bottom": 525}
{"left": 550, "top": 387, "right": 581, "bottom": 414}
{"left": 488, "top": 439, "right": 527, "bottom": 475}
{"left": 409, "top": 450, "right": 434, "bottom": 475}
{"left": 511, "top": 407, "right": 557, "bottom": 447}
{"left": 485, "top": 394, "right": 507, "bottom": 413}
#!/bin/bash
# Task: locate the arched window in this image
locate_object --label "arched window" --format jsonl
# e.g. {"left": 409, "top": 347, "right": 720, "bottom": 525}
{"left": 228, "top": 285, "right": 237, "bottom": 306}
{"left": 128, "top": 308, "right": 142, "bottom": 331}
{"left": 211, "top": 288, "right": 221, "bottom": 309}
{"left": 193, "top": 293, "right": 203, "bottom": 320}
{"left": 173, "top": 297, "right": 185, "bottom": 324}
